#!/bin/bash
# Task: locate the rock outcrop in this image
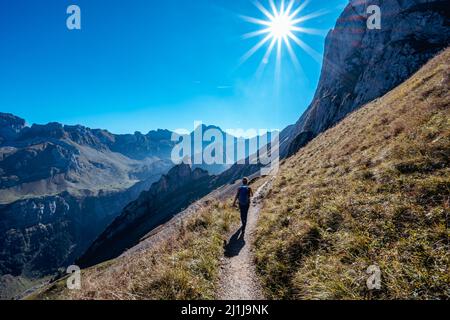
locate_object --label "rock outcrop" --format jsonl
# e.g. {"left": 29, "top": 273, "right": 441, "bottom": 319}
{"left": 0, "top": 113, "right": 26, "bottom": 144}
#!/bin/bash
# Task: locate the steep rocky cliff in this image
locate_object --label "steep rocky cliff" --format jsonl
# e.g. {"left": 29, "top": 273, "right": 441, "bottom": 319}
{"left": 287, "top": 0, "right": 450, "bottom": 155}
{"left": 0, "top": 184, "right": 154, "bottom": 278}
{"left": 0, "top": 113, "right": 25, "bottom": 144}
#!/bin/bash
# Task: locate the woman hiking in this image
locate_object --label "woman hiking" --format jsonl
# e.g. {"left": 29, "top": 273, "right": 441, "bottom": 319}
{"left": 233, "top": 177, "right": 254, "bottom": 232}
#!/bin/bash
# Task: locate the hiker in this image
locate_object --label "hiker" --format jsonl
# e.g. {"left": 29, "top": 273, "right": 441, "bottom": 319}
{"left": 233, "top": 177, "right": 253, "bottom": 231}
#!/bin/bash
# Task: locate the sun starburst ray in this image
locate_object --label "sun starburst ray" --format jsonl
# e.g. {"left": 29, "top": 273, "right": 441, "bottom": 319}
{"left": 240, "top": 15, "right": 272, "bottom": 27}
{"left": 287, "top": 32, "right": 322, "bottom": 62}
{"left": 275, "top": 37, "right": 282, "bottom": 82}
{"left": 279, "top": 0, "right": 285, "bottom": 16}
{"left": 269, "top": 0, "right": 278, "bottom": 17}
{"left": 256, "top": 37, "right": 277, "bottom": 77}
{"left": 240, "top": 33, "right": 273, "bottom": 64}
{"left": 242, "top": 28, "right": 272, "bottom": 40}
{"left": 291, "top": 26, "right": 327, "bottom": 36}
{"left": 253, "top": 0, "right": 275, "bottom": 20}
{"left": 283, "top": 35, "right": 300, "bottom": 70}
{"left": 284, "top": 0, "right": 295, "bottom": 18}
{"left": 288, "top": 0, "right": 310, "bottom": 19}
{"left": 290, "top": 9, "right": 329, "bottom": 25}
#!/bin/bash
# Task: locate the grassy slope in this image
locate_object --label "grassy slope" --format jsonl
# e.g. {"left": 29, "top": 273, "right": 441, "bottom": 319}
{"left": 0, "top": 275, "right": 35, "bottom": 300}
{"left": 254, "top": 49, "right": 450, "bottom": 300}
{"left": 31, "top": 201, "right": 239, "bottom": 300}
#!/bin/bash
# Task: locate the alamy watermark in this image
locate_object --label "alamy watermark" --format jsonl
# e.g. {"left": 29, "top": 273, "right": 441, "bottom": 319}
{"left": 66, "top": 5, "right": 81, "bottom": 30}
{"left": 66, "top": 265, "right": 81, "bottom": 290}
{"left": 171, "top": 121, "right": 280, "bottom": 176}
{"left": 366, "top": 265, "right": 382, "bottom": 290}
{"left": 367, "top": 5, "right": 381, "bottom": 30}
{"left": 65, "top": 3, "right": 382, "bottom": 31}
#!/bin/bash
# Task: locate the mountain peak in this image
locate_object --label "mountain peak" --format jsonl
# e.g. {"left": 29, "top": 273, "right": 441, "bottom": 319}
{"left": 0, "top": 112, "right": 25, "bottom": 127}
{"left": 0, "top": 113, "right": 26, "bottom": 143}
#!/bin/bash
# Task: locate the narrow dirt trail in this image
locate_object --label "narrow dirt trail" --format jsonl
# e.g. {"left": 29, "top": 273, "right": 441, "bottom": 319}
{"left": 217, "top": 181, "right": 272, "bottom": 300}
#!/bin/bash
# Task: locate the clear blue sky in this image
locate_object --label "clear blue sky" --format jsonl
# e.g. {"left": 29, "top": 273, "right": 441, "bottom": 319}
{"left": 0, "top": 0, "right": 347, "bottom": 134}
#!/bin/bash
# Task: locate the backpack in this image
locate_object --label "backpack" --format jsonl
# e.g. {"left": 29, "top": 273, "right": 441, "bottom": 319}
{"left": 238, "top": 186, "right": 250, "bottom": 206}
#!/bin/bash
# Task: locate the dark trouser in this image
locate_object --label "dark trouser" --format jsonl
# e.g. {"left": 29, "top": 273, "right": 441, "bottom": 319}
{"left": 239, "top": 203, "right": 250, "bottom": 230}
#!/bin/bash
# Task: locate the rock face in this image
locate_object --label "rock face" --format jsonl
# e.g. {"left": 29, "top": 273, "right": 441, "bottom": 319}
{"left": 0, "top": 113, "right": 26, "bottom": 144}
{"left": 78, "top": 164, "right": 213, "bottom": 267}
{"left": 287, "top": 0, "right": 450, "bottom": 155}
{"left": 0, "top": 174, "right": 170, "bottom": 279}
{"left": 110, "top": 129, "right": 174, "bottom": 160}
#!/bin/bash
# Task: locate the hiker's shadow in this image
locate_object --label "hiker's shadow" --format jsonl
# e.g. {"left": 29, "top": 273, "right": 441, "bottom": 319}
{"left": 224, "top": 228, "right": 246, "bottom": 258}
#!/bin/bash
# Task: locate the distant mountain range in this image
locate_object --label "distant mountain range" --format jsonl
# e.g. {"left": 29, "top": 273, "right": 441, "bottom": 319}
{"left": 0, "top": 116, "right": 175, "bottom": 285}
{"left": 0, "top": 114, "right": 267, "bottom": 297}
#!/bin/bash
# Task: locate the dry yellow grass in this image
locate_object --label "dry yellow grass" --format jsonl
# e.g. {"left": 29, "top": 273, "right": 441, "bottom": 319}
{"left": 31, "top": 201, "right": 239, "bottom": 300}
{"left": 254, "top": 49, "right": 450, "bottom": 300}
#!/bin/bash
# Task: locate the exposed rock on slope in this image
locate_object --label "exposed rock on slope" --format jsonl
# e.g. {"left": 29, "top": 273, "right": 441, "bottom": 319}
{"left": 0, "top": 177, "right": 163, "bottom": 278}
{"left": 0, "top": 113, "right": 25, "bottom": 144}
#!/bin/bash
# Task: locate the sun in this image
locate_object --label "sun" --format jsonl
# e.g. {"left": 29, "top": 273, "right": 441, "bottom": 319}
{"left": 269, "top": 13, "right": 295, "bottom": 39}
{"left": 240, "top": 0, "right": 327, "bottom": 75}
